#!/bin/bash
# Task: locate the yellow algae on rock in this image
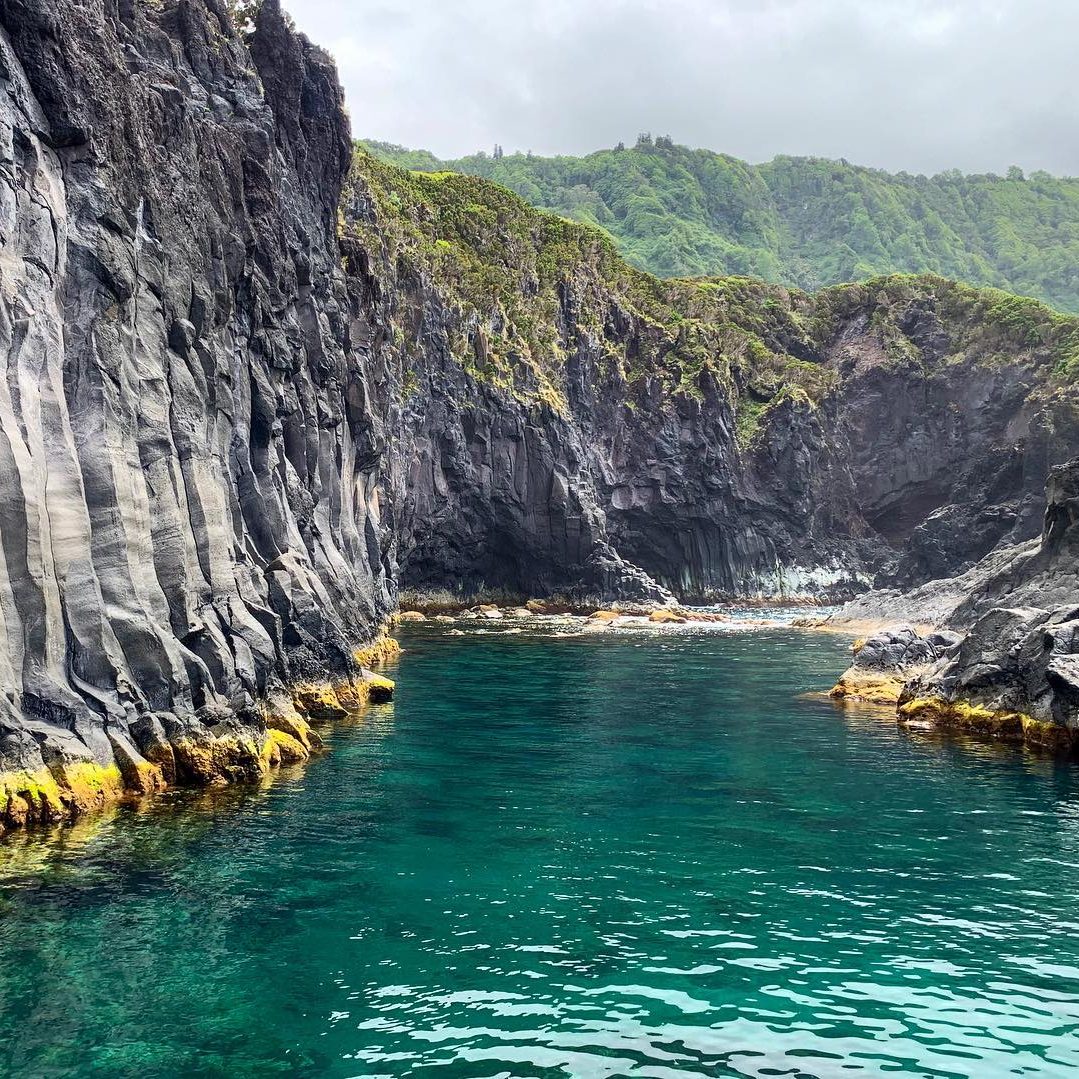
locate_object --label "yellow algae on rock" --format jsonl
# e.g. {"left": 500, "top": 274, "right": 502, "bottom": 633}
{"left": 0, "top": 769, "right": 67, "bottom": 828}
{"left": 291, "top": 682, "right": 350, "bottom": 721}
{"left": 354, "top": 635, "right": 402, "bottom": 669}
{"left": 830, "top": 670, "right": 907, "bottom": 706}
{"left": 332, "top": 677, "right": 369, "bottom": 712}
{"left": 54, "top": 762, "right": 125, "bottom": 810}
{"left": 263, "top": 693, "right": 322, "bottom": 751}
{"left": 107, "top": 735, "right": 167, "bottom": 794}
{"left": 897, "top": 696, "right": 1078, "bottom": 753}
{"left": 0, "top": 635, "right": 404, "bottom": 833}
{"left": 170, "top": 734, "right": 263, "bottom": 787}
{"left": 0, "top": 761, "right": 127, "bottom": 830}
{"left": 260, "top": 728, "right": 310, "bottom": 768}
{"left": 364, "top": 673, "right": 396, "bottom": 703}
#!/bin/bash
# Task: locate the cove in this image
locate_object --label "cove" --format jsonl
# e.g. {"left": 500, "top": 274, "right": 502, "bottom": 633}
{"left": 1, "top": 624, "right": 1078, "bottom": 1078}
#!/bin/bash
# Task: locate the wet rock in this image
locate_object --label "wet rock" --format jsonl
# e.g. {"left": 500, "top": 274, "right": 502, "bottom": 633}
{"left": 854, "top": 626, "right": 961, "bottom": 670}
{"left": 830, "top": 625, "right": 960, "bottom": 705}
{"left": 898, "top": 605, "right": 1079, "bottom": 751}
{"left": 360, "top": 671, "right": 395, "bottom": 703}
{"left": 649, "top": 609, "right": 688, "bottom": 624}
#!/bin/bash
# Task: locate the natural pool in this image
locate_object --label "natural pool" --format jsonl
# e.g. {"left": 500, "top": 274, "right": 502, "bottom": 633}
{"left": 1, "top": 624, "right": 1077, "bottom": 1077}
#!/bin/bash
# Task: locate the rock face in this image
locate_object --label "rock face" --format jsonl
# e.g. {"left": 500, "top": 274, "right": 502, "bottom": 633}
{"left": 897, "top": 458, "right": 1079, "bottom": 749}
{"left": 0, "top": 0, "right": 394, "bottom": 822}
{"left": 344, "top": 155, "right": 1079, "bottom": 606}
{"left": 945, "top": 457, "right": 1079, "bottom": 626}
{"left": 1, "top": 0, "right": 1078, "bottom": 821}
{"left": 832, "top": 459, "right": 1079, "bottom": 749}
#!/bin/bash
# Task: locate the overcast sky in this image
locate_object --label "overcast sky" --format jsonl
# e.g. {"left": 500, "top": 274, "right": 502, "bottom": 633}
{"left": 281, "top": 0, "right": 1079, "bottom": 176}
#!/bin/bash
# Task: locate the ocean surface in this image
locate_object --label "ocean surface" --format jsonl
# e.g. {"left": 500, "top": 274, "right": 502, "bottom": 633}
{"left": 1, "top": 622, "right": 1078, "bottom": 1077}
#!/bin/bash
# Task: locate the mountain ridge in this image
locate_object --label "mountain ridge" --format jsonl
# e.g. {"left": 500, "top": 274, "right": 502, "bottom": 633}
{"left": 361, "top": 137, "right": 1079, "bottom": 314}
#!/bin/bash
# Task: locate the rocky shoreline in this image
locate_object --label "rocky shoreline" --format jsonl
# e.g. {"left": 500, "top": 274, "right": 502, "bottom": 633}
{"left": 0, "top": 638, "right": 400, "bottom": 832}
{"left": 0, "top": 0, "right": 1076, "bottom": 836}
{"left": 825, "top": 458, "right": 1079, "bottom": 754}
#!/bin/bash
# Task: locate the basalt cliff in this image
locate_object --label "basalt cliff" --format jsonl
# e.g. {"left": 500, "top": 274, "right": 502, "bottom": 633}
{"left": 1, "top": 0, "right": 1077, "bottom": 826}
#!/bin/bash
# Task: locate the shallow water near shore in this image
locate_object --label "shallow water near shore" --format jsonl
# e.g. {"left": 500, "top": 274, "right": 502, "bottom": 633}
{"left": 1, "top": 625, "right": 1078, "bottom": 1077}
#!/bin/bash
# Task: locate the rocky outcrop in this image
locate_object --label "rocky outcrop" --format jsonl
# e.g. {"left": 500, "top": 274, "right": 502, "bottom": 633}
{"left": 898, "top": 607, "right": 1079, "bottom": 752}
{"left": 830, "top": 626, "right": 960, "bottom": 705}
{"left": 831, "top": 459, "right": 1079, "bottom": 750}
{"left": 895, "top": 459, "right": 1079, "bottom": 750}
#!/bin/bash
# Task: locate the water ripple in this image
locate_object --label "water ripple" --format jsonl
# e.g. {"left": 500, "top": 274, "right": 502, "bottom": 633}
{"left": 1, "top": 627, "right": 1077, "bottom": 1077}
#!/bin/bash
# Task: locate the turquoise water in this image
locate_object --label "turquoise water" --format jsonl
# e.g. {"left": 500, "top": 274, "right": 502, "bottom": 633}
{"left": 1, "top": 625, "right": 1079, "bottom": 1077}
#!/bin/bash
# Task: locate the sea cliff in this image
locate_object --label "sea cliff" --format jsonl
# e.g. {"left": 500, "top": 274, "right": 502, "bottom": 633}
{"left": 1, "top": 0, "right": 1077, "bottom": 825}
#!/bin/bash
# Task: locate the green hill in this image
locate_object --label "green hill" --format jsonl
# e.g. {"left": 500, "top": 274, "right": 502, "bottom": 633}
{"left": 360, "top": 137, "right": 1079, "bottom": 313}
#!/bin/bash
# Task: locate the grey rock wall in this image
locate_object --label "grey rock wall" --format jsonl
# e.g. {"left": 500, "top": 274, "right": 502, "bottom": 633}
{"left": 0, "top": 0, "right": 392, "bottom": 798}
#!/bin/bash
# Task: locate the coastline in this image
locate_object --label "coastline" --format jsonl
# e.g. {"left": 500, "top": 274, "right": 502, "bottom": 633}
{"left": 0, "top": 637, "right": 402, "bottom": 835}
{"left": 4, "top": 591, "right": 1075, "bottom": 841}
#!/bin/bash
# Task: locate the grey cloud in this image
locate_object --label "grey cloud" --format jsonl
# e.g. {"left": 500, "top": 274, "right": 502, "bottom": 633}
{"left": 283, "top": 0, "right": 1079, "bottom": 175}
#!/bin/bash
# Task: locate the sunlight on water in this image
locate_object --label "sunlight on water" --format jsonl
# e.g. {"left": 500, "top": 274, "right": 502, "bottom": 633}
{"left": 1, "top": 625, "right": 1077, "bottom": 1077}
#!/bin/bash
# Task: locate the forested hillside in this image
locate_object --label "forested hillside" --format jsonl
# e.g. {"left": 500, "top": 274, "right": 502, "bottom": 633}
{"left": 362, "top": 137, "right": 1079, "bottom": 313}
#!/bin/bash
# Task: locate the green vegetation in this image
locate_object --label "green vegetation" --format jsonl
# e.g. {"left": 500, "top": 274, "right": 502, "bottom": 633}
{"left": 344, "top": 148, "right": 1079, "bottom": 436}
{"left": 362, "top": 138, "right": 1079, "bottom": 314}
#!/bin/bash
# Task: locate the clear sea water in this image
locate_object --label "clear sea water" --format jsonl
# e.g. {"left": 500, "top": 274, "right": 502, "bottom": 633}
{"left": 1, "top": 624, "right": 1078, "bottom": 1078}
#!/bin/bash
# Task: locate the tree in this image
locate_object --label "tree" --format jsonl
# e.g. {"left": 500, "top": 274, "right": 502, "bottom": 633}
{"left": 227, "top": 0, "right": 262, "bottom": 34}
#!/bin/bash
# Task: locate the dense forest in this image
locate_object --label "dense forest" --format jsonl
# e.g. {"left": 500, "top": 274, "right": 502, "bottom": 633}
{"left": 362, "top": 137, "right": 1079, "bottom": 313}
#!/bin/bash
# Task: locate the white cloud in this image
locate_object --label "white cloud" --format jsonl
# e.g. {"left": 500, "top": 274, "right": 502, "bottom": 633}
{"left": 283, "top": 0, "right": 1079, "bottom": 175}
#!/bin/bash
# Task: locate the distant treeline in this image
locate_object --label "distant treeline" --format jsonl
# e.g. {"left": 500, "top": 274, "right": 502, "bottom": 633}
{"left": 361, "top": 136, "right": 1079, "bottom": 313}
